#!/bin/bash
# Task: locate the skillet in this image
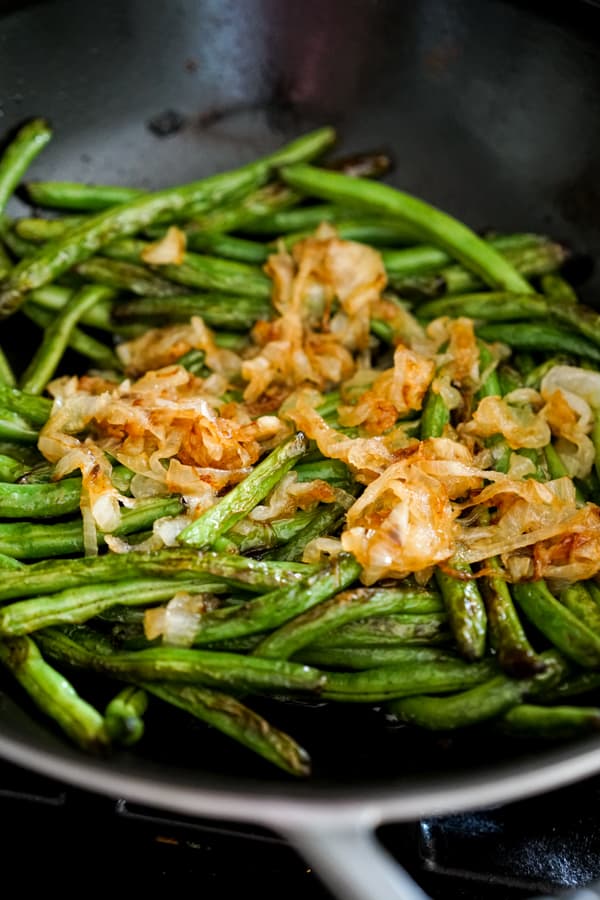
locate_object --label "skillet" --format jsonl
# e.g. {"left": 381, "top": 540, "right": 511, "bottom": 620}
{"left": 2, "top": 0, "right": 600, "bottom": 896}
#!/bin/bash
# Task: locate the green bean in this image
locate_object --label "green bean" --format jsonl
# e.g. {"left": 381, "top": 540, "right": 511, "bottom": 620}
{"left": 497, "top": 703, "right": 600, "bottom": 739}
{"left": 246, "top": 207, "right": 418, "bottom": 243}
{"left": 294, "top": 459, "right": 352, "bottom": 485}
{"left": 0, "top": 443, "right": 43, "bottom": 467}
{"left": 96, "top": 237, "right": 161, "bottom": 263}
{"left": 512, "top": 580, "right": 600, "bottom": 668}
{"left": 435, "top": 241, "right": 567, "bottom": 297}
{"left": 559, "top": 583, "right": 600, "bottom": 637}
{"left": 0, "top": 578, "right": 219, "bottom": 635}
{"left": 280, "top": 164, "right": 533, "bottom": 293}
{"left": 420, "top": 387, "right": 487, "bottom": 660}
{"left": 420, "top": 389, "right": 450, "bottom": 440}
{"left": 517, "top": 447, "right": 548, "bottom": 483}
{"left": 0, "top": 553, "right": 23, "bottom": 570}
{"left": 0, "top": 496, "right": 182, "bottom": 559}
{"left": 185, "top": 231, "right": 269, "bottom": 264}
{"left": 549, "top": 449, "right": 587, "bottom": 487}
{"left": 183, "top": 151, "right": 387, "bottom": 238}
{"left": 38, "top": 628, "right": 327, "bottom": 694}
{"left": 498, "top": 364, "right": 525, "bottom": 398}
{"left": 547, "top": 301, "right": 600, "bottom": 347}
{"left": 0, "top": 635, "right": 108, "bottom": 751}
{"left": 0, "top": 119, "right": 53, "bottom": 215}
{"left": 435, "top": 564, "right": 487, "bottom": 661}
{"left": 144, "top": 682, "right": 310, "bottom": 776}
{"left": 524, "top": 355, "right": 572, "bottom": 389}
{"left": 171, "top": 348, "right": 207, "bottom": 377}
{"left": 0, "top": 346, "right": 15, "bottom": 387}
{"left": 112, "top": 292, "right": 270, "bottom": 331}
{"left": 1, "top": 224, "right": 37, "bottom": 259}
{"left": 477, "top": 376, "right": 544, "bottom": 678}
{"left": 476, "top": 340, "right": 501, "bottom": 398}
{"left": 0, "top": 381, "right": 52, "bottom": 426}
{"left": 586, "top": 581, "right": 600, "bottom": 607}
{"left": 190, "top": 556, "right": 361, "bottom": 646}
{"left": 539, "top": 669, "right": 600, "bottom": 702}
{"left": 0, "top": 478, "right": 82, "bottom": 519}
{"left": 252, "top": 586, "right": 442, "bottom": 661}
{"left": 145, "top": 252, "right": 272, "bottom": 300}
{"left": 28, "top": 284, "right": 117, "bottom": 332}
{"left": 23, "top": 302, "right": 121, "bottom": 371}
{"left": 387, "top": 651, "right": 566, "bottom": 730}
{"left": 10, "top": 460, "right": 72, "bottom": 485}
{"left": 100, "top": 237, "right": 273, "bottom": 300}
{"left": 434, "top": 290, "right": 600, "bottom": 352}
{"left": 14, "top": 216, "right": 86, "bottom": 241}
{"left": 481, "top": 560, "right": 545, "bottom": 677}
{"left": 543, "top": 444, "right": 586, "bottom": 505}
{"left": 382, "top": 235, "right": 566, "bottom": 301}
{"left": 310, "top": 613, "right": 450, "bottom": 649}
{"left": 104, "top": 685, "right": 148, "bottom": 746}
{"left": 212, "top": 509, "right": 320, "bottom": 554}
{"left": 179, "top": 434, "right": 309, "bottom": 548}
{"left": 541, "top": 273, "right": 578, "bottom": 305}
{"left": 419, "top": 292, "right": 548, "bottom": 322}
{"left": 265, "top": 503, "right": 348, "bottom": 563}
{"left": 70, "top": 628, "right": 310, "bottom": 775}
{"left": 184, "top": 183, "right": 302, "bottom": 236}
{"left": 0, "top": 127, "right": 335, "bottom": 317}
{"left": 326, "top": 220, "right": 417, "bottom": 245}
{"left": 294, "top": 645, "right": 461, "bottom": 670}
{"left": 312, "top": 392, "right": 342, "bottom": 421}
{"left": 322, "top": 657, "right": 497, "bottom": 702}
{"left": 242, "top": 203, "right": 343, "bottom": 235}
{"left": 24, "top": 182, "right": 144, "bottom": 210}
{"left": 0, "top": 453, "right": 31, "bottom": 482}
{"left": 19, "top": 284, "right": 116, "bottom": 394}
{"left": 73, "top": 257, "right": 183, "bottom": 298}
{"left": 276, "top": 219, "right": 429, "bottom": 249}
{"left": 95, "top": 607, "right": 148, "bottom": 626}
{"left": 0, "top": 409, "right": 40, "bottom": 443}
{"left": 476, "top": 322, "right": 600, "bottom": 363}
{"left": 382, "top": 233, "right": 545, "bottom": 282}
{"left": 0, "top": 549, "right": 314, "bottom": 602}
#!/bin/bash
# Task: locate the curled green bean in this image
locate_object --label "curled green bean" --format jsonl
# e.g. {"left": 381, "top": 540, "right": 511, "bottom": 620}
{"left": 19, "top": 284, "right": 116, "bottom": 394}
{"left": 145, "top": 682, "right": 311, "bottom": 776}
{"left": 280, "top": 164, "right": 533, "bottom": 292}
{"left": 387, "top": 651, "right": 566, "bottom": 730}
{"left": 0, "top": 635, "right": 108, "bottom": 751}
{"left": 0, "top": 119, "right": 53, "bottom": 214}
{"left": 104, "top": 686, "right": 148, "bottom": 746}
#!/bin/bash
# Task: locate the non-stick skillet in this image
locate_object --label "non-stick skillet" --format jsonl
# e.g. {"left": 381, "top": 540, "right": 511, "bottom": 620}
{"left": 2, "top": 0, "right": 600, "bottom": 897}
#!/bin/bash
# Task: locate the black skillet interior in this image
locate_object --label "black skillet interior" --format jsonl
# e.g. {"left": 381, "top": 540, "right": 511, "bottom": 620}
{"left": 1, "top": 0, "right": 600, "bottom": 805}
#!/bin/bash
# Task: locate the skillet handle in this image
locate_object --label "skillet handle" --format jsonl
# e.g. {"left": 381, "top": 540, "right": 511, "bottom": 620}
{"left": 283, "top": 823, "right": 432, "bottom": 900}
{"left": 285, "top": 825, "right": 600, "bottom": 900}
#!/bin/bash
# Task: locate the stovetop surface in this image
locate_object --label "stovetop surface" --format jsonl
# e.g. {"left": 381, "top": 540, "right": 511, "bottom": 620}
{"left": 2, "top": 758, "right": 599, "bottom": 899}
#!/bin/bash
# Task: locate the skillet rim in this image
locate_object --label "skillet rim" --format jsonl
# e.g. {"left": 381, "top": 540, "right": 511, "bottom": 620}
{"left": 0, "top": 722, "right": 599, "bottom": 827}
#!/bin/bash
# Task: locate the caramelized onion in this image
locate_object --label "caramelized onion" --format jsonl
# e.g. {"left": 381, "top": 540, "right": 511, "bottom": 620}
{"left": 140, "top": 225, "right": 186, "bottom": 265}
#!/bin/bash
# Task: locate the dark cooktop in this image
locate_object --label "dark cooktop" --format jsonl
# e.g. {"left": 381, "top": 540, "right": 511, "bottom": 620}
{"left": 2, "top": 757, "right": 599, "bottom": 899}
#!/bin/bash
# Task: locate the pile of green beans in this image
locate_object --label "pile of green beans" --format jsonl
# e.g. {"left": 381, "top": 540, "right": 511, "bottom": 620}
{"left": 0, "top": 118, "right": 600, "bottom": 778}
